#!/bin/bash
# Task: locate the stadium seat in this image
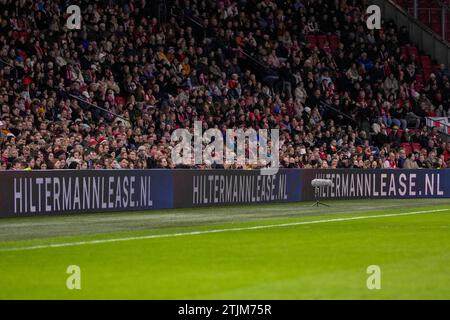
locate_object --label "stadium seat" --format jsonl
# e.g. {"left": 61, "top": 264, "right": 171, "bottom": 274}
{"left": 307, "top": 35, "right": 318, "bottom": 47}
{"left": 431, "top": 21, "right": 442, "bottom": 35}
{"left": 115, "top": 96, "right": 126, "bottom": 106}
{"left": 328, "top": 35, "right": 339, "bottom": 50}
{"left": 400, "top": 46, "right": 409, "bottom": 59}
{"left": 317, "top": 35, "right": 327, "bottom": 49}
{"left": 401, "top": 143, "right": 413, "bottom": 156}
{"left": 418, "top": 11, "right": 430, "bottom": 24}
{"left": 407, "top": 46, "right": 419, "bottom": 60}
{"left": 411, "top": 143, "right": 422, "bottom": 152}
{"left": 415, "top": 74, "right": 424, "bottom": 91}
{"left": 420, "top": 55, "right": 431, "bottom": 67}
{"left": 408, "top": 129, "right": 421, "bottom": 135}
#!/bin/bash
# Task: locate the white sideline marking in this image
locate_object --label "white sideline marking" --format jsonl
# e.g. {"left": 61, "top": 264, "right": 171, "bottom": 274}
{"left": 0, "top": 209, "right": 448, "bottom": 252}
{"left": 0, "top": 204, "right": 407, "bottom": 228}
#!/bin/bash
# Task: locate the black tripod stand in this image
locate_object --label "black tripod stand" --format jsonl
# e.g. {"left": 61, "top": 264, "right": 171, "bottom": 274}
{"left": 312, "top": 186, "right": 329, "bottom": 207}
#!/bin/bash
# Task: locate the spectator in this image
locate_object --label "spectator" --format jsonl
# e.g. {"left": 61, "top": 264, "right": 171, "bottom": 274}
{"left": 0, "top": 0, "right": 448, "bottom": 171}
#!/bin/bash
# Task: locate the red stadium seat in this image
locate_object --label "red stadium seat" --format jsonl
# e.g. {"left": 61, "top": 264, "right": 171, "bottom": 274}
{"left": 407, "top": 46, "right": 419, "bottom": 61}
{"left": 306, "top": 35, "right": 317, "bottom": 47}
{"left": 115, "top": 96, "right": 125, "bottom": 106}
{"left": 328, "top": 35, "right": 339, "bottom": 50}
{"left": 431, "top": 21, "right": 442, "bottom": 35}
{"left": 420, "top": 55, "right": 431, "bottom": 68}
{"left": 317, "top": 35, "right": 327, "bottom": 49}
{"left": 415, "top": 74, "right": 424, "bottom": 91}
{"left": 418, "top": 11, "right": 430, "bottom": 24}
{"left": 401, "top": 143, "right": 413, "bottom": 156}
{"left": 411, "top": 143, "right": 422, "bottom": 152}
{"left": 408, "top": 129, "right": 421, "bottom": 135}
{"left": 400, "top": 46, "right": 409, "bottom": 59}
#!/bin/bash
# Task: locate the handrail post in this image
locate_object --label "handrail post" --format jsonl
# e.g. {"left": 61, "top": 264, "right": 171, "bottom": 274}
{"left": 414, "top": 0, "right": 418, "bottom": 19}
{"left": 442, "top": 6, "right": 447, "bottom": 40}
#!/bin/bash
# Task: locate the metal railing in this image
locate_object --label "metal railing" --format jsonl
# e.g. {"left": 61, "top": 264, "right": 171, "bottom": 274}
{"left": 170, "top": 4, "right": 271, "bottom": 73}
{"left": 407, "top": 7, "right": 449, "bottom": 40}
{"left": 169, "top": 5, "right": 205, "bottom": 33}
{"left": 319, "top": 99, "right": 357, "bottom": 124}
{"left": 373, "top": 0, "right": 450, "bottom": 65}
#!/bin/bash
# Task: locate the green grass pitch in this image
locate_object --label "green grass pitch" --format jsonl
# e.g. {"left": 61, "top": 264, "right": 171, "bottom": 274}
{"left": 0, "top": 198, "right": 450, "bottom": 299}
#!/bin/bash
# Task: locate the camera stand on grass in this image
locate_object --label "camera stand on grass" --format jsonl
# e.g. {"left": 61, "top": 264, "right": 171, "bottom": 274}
{"left": 311, "top": 179, "right": 332, "bottom": 207}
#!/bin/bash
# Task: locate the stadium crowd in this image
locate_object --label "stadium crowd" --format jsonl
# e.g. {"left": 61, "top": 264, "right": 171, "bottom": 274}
{"left": 0, "top": 0, "right": 450, "bottom": 171}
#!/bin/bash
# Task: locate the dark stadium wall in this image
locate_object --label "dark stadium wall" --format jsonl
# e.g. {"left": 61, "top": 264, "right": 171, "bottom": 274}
{"left": 0, "top": 169, "right": 448, "bottom": 217}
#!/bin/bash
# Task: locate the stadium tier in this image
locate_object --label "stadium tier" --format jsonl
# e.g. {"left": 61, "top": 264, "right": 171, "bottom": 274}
{"left": 0, "top": 0, "right": 449, "bottom": 171}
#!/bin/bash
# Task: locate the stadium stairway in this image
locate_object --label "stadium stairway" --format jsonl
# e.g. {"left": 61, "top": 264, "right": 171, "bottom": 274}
{"left": 396, "top": 0, "right": 450, "bottom": 42}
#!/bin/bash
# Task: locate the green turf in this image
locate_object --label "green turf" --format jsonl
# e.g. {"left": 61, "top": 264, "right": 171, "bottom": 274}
{"left": 0, "top": 199, "right": 450, "bottom": 299}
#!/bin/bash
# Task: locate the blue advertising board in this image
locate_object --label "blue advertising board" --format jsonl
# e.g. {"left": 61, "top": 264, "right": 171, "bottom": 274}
{"left": 0, "top": 169, "right": 448, "bottom": 217}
